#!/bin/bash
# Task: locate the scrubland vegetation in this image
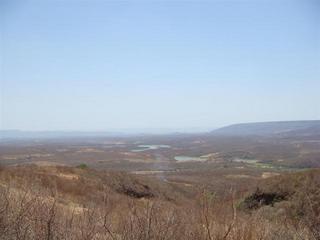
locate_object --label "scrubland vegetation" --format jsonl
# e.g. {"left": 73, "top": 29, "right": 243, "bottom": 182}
{"left": 1, "top": 165, "right": 319, "bottom": 240}
{"left": 1, "top": 122, "right": 320, "bottom": 239}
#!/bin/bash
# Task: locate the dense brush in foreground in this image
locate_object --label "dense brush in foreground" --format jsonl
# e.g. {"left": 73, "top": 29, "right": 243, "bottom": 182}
{"left": 0, "top": 165, "right": 319, "bottom": 240}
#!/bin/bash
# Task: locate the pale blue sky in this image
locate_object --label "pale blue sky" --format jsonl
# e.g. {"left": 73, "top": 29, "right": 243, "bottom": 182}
{"left": 1, "top": 0, "right": 319, "bottom": 132}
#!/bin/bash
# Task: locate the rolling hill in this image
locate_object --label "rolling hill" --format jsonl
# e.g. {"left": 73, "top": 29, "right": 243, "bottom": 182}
{"left": 211, "top": 120, "right": 320, "bottom": 137}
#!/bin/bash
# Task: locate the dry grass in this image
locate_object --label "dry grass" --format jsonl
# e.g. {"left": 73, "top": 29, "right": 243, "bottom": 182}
{"left": 0, "top": 165, "right": 319, "bottom": 240}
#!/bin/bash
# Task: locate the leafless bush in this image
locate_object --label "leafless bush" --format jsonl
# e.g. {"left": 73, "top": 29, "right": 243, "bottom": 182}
{"left": 1, "top": 170, "right": 319, "bottom": 240}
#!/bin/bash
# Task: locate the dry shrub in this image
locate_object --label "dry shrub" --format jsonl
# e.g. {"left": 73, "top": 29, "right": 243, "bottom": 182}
{"left": 1, "top": 166, "right": 320, "bottom": 240}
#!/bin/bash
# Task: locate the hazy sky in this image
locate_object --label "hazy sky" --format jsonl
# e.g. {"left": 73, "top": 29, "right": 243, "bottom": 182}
{"left": 1, "top": 0, "right": 319, "bottom": 132}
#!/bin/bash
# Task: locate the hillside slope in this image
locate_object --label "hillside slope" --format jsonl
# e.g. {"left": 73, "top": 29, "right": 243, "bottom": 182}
{"left": 1, "top": 165, "right": 320, "bottom": 239}
{"left": 211, "top": 120, "right": 320, "bottom": 137}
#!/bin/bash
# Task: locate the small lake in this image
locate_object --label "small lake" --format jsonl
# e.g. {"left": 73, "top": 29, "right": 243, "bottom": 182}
{"left": 131, "top": 145, "right": 171, "bottom": 152}
{"left": 174, "top": 155, "right": 207, "bottom": 162}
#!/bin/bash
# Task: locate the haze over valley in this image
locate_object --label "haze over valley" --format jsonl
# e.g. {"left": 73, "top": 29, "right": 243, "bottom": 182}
{"left": 1, "top": 0, "right": 319, "bottom": 239}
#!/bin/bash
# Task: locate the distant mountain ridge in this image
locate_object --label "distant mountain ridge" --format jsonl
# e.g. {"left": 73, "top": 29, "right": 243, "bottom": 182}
{"left": 211, "top": 120, "right": 320, "bottom": 137}
{"left": 0, "top": 130, "right": 131, "bottom": 140}
{"left": 2, "top": 120, "right": 320, "bottom": 140}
